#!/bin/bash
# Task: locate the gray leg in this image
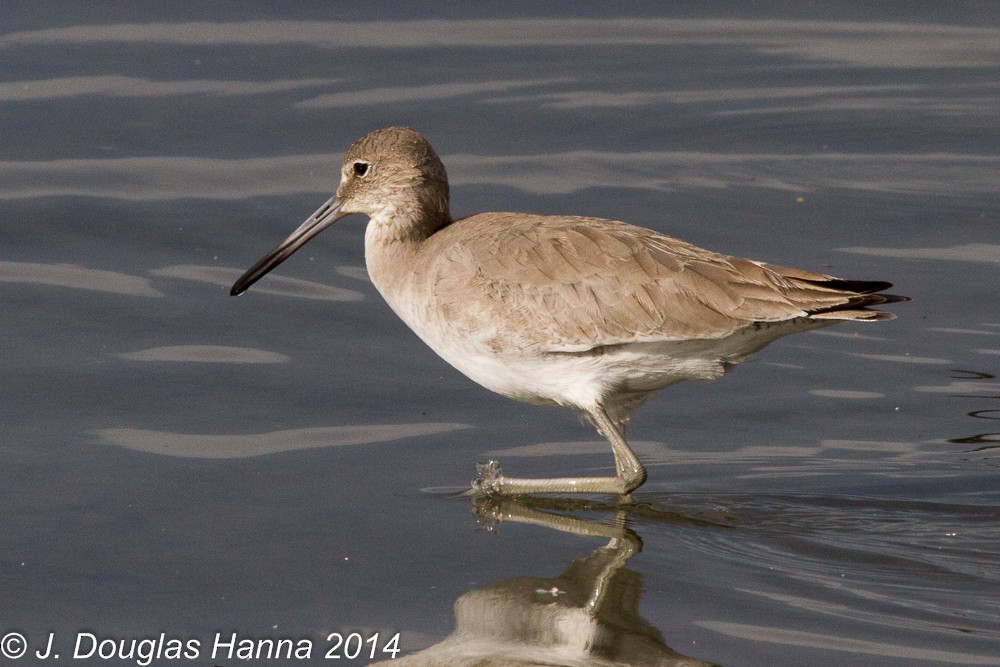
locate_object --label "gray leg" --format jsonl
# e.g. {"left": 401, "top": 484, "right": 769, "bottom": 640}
{"left": 472, "top": 405, "right": 647, "bottom": 496}
{"left": 589, "top": 406, "right": 646, "bottom": 487}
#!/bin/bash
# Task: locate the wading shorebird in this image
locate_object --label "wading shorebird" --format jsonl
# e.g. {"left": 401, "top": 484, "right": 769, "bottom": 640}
{"left": 231, "top": 126, "right": 906, "bottom": 497}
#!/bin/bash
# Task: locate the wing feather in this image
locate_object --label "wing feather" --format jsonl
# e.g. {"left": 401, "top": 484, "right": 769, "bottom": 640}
{"left": 422, "top": 213, "right": 902, "bottom": 353}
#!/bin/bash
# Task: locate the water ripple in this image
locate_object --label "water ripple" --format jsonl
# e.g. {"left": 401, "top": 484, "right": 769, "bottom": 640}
{"left": 635, "top": 493, "right": 1000, "bottom": 635}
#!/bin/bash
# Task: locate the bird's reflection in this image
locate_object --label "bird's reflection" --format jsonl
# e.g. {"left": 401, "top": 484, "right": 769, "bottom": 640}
{"left": 372, "top": 497, "right": 719, "bottom": 666}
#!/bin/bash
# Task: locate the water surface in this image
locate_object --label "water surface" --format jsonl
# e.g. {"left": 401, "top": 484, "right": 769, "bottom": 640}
{"left": 2, "top": 5, "right": 998, "bottom": 666}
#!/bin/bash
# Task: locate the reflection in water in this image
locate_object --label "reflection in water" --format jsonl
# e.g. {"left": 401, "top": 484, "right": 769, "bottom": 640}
{"left": 4, "top": 143, "right": 999, "bottom": 200}
{"left": 807, "top": 389, "right": 884, "bottom": 399}
{"left": 0, "top": 154, "right": 338, "bottom": 201}
{"left": 445, "top": 152, "right": 1000, "bottom": 196}
{"left": 375, "top": 498, "right": 718, "bottom": 667}
{"left": 0, "top": 75, "right": 339, "bottom": 102}
{"left": 916, "top": 365, "right": 1000, "bottom": 452}
{"left": 940, "top": 370, "right": 1000, "bottom": 452}
{"left": 5, "top": 152, "right": 997, "bottom": 201}
{"left": 929, "top": 328, "right": 1000, "bottom": 335}
{"left": 840, "top": 243, "right": 1000, "bottom": 264}
{"left": 117, "top": 345, "right": 290, "bottom": 364}
{"left": 1, "top": 19, "right": 998, "bottom": 69}
{"left": 494, "top": 83, "right": 922, "bottom": 109}
{"left": 951, "top": 434, "right": 1000, "bottom": 451}
{"left": 915, "top": 380, "right": 1000, "bottom": 394}
{"left": 843, "top": 352, "right": 950, "bottom": 365}
{"left": 94, "top": 423, "right": 471, "bottom": 458}
{"left": 492, "top": 82, "right": 1000, "bottom": 116}
{"left": 151, "top": 264, "right": 363, "bottom": 301}
{"left": 297, "top": 77, "right": 570, "bottom": 109}
{"left": 694, "top": 622, "right": 998, "bottom": 665}
{"left": 630, "top": 493, "right": 1000, "bottom": 664}
{"left": 0, "top": 260, "right": 162, "bottom": 297}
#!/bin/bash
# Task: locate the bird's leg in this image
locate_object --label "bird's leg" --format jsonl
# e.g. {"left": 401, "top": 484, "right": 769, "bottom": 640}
{"left": 591, "top": 405, "right": 647, "bottom": 503}
{"left": 590, "top": 406, "right": 646, "bottom": 488}
{"left": 472, "top": 405, "right": 646, "bottom": 497}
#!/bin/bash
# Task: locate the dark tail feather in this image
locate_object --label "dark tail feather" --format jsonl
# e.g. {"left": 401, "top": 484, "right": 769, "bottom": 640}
{"left": 805, "top": 279, "right": 910, "bottom": 321}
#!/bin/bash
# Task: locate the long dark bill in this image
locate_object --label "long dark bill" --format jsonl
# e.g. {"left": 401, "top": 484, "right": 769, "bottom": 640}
{"left": 230, "top": 195, "right": 346, "bottom": 296}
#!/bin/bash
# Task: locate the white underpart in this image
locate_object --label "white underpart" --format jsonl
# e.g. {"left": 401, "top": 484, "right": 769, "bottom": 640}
{"left": 364, "top": 210, "right": 745, "bottom": 419}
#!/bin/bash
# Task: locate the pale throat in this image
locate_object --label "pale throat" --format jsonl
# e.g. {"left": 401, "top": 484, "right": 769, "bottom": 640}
{"left": 363, "top": 195, "right": 448, "bottom": 245}
{"left": 363, "top": 207, "right": 423, "bottom": 283}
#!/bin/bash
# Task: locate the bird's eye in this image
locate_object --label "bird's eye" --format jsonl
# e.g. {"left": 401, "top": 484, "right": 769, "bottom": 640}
{"left": 353, "top": 161, "right": 369, "bottom": 177}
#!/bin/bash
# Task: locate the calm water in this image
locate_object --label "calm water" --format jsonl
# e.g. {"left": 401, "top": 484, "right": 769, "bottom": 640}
{"left": 2, "top": 5, "right": 999, "bottom": 666}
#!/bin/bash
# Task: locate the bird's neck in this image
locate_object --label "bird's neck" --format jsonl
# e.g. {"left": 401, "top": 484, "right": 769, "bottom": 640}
{"left": 363, "top": 209, "right": 448, "bottom": 297}
{"left": 365, "top": 196, "right": 451, "bottom": 243}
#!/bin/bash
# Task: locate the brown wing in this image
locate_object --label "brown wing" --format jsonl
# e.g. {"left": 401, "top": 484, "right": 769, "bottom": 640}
{"left": 424, "top": 213, "right": 902, "bottom": 353}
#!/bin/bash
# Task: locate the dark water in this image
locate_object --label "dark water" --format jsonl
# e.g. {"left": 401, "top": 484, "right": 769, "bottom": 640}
{"left": 2, "top": 4, "right": 998, "bottom": 666}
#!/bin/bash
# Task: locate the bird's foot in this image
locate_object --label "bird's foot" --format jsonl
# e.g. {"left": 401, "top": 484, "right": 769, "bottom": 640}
{"left": 472, "top": 459, "right": 645, "bottom": 497}
{"left": 472, "top": 459, "right": 505, "bottom": 497}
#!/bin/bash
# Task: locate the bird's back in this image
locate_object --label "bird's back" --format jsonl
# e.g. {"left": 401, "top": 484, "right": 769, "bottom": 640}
{"left": 411, "top": 212, "right": 902, "bottom": 357}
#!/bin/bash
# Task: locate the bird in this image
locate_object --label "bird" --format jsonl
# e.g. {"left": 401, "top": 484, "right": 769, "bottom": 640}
{"left": 231, "top": 126, "right": 906, "bottom": 497}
